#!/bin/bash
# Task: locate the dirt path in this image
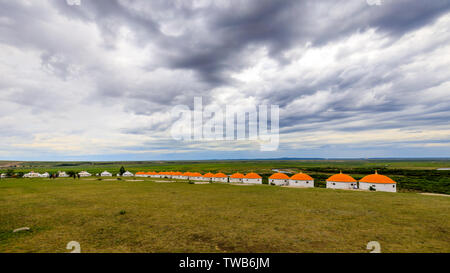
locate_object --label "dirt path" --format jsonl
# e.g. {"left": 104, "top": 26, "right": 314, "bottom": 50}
{"left": 419, "top": 193, "right": 450, "bottom": 197}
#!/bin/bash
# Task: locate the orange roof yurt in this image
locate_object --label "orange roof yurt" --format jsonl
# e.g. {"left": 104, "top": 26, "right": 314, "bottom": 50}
{"left": 202, "top": 172, "right": 214, "bottom": 181}
{"left": 289, "top": 172, "right": 314, "bottom": 187}
{"left": 268, "top": 173, "right": 290, "bottom": 186}
{"left": 243, "top": 172, "right": 262, "bottom": 184}
{"left": 326, "top": 171, "right": 357, "bottom": 190}
{"left": 189, "top": 172, "right": 203, "bottom": 180}
{"left": 172, "top": 171, "right": 183, "bottom": 179}
{"left": 229, "top": 173, "right": 245, "bottom": 183}
{"left": 359, "top": 170, "right": 397, "bottom": 192}
{"left": 180, "top": 172, "right": 191, "bottom": 179}
{"left": 212, "top": 172, "right": 228, "bottom": 183}
{"left": 135, "top": 171, "right": 147, "bottom": 177}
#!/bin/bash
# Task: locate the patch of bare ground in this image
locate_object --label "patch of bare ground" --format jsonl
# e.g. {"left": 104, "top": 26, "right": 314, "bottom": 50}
{"left": 420, "top": 193, "right": 449, "bottom": 197}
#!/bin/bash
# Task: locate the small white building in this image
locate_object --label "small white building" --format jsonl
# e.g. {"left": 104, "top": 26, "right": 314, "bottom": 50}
{"left": 79, "top": 171, "right": 91, "bottom": 177}
{"left": 229, "top": 173, "right": 245, "bottom": 183}
{"left": 359, "top": 171, "right": 397, "bottom": 193}
{"left": 288, "top": 172, "right": 314, "bottom": 187}
{"left": 121, "top": 171, "right": 134, "bottom": 177}
{"left": 135, "top": 172, "right": 148, "bottom": 177}
{"left": 326, "top": 171, "right": 357, "bottom": 190}
{"left": 269, "top": 173, "right": 290, "bottom": 186}
{"left": 180, "top": 172, "right": 191, "bottom": 180}
{"left": 213, "top": 173, "right": 228, "bottom": 182}
{"left": 58, "top": 171, "right": 69, "bottom": 178}
{"left": 23, "top": 171, "right": 41, "bottom": 178}
{"left": 243, "top": 173, "right": 262, "bottom": 184}
{"left": 202, "top": 173, "right": 214, "bottom": 182}
{"left": 1, "top": 173, "right": 7, "bottom": 178}
{"left": 189, "top": 172, "right": 203, "bottom": 181}
{"left": 101, "top": 171, "right": 112, "bottom": 177}
{"left": 159, "top": 172, "right": 172, "bottom": 179}
{"left": 40, "top": 172, "right": 50, "bottom": 178}
{"left": 171, "top": 172, "right": 183, "bottom": 179}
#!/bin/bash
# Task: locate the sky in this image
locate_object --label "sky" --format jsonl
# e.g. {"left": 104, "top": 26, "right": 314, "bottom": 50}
{"left": 0, "top": 0, "right": 450, "bottom": 161}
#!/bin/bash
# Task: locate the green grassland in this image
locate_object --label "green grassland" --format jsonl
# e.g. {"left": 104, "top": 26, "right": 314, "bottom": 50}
{"left": 2, "top": 159, "right": 449, "bottom": 194}
{"left": 0, "top": 177, "right": 448, "bottom": 253}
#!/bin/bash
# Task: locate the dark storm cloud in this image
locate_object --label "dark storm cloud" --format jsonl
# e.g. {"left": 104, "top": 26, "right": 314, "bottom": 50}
{"left": 44, "top": 0, "right": 450, "bottom": 86}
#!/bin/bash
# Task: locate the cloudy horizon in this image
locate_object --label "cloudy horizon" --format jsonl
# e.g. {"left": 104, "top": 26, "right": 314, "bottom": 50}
{"left": 1, "top": 0, "right": 450, "bottom": 161}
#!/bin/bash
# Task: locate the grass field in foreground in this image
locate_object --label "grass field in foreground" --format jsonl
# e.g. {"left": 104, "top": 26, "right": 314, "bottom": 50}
{"left": 0, "top": 178, "right": 449, "bottom": 253}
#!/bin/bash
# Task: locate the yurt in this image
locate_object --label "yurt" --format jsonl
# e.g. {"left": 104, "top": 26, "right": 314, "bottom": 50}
{"left": 101, "top": 171, "right": 112, "bottom": 177}
{"left": 172, "top": 172, "right": 183, "bottom": 179}
{"left": 58, "top": 171, "right": 69, "bottom": 178}
{"left": 135, "top": 172, "right": 147, "bottom": 177}
{"left": 359, "top": 171, "right": 397, "bottom": 192}
{"left": 147, "top": 171, "right": 157, "bottom": 178}
{"left": 269, "top": 173, "right": 290, "bottom": 186}
{"left": 24, "top": 171, "right": 41, "bottom": 178}
{"left": 243, "top": 173, "right": 262, "bottom": 184}
{"left": 79, "top": 171, "right": 91, "bottom": 177}
{"left": 229, "top": 173, "right": 245, "bottom": 183}
{"left": 180, "top": 172, "right": 191, "bottom": 180}
{"left": 202, "top": 172, "right": 214, "bottom": 182}
{"left": 40, "top": 172, "right": 50, "bottom": 178}
{"left": 326, "top": 171, "right": 357, "bottom": 190}
{"left": 189, "top": 172, "right": 203, "bottom": 181}
{"left": 122, "top": 171, "right": 134, "bottom": 177}
{"left": 213, "top": 173, "right": 228, "bottom": 183}
{"left": 289, "top": 172, "right": 314, "bottom": 187}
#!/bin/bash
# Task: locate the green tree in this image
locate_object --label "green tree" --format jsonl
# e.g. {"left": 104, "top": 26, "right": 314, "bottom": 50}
{"left": 6, "top": 169, "right": 14, "bottom": 177}
{"left": 119, "top": 166, "right": 126, "bottom": 176}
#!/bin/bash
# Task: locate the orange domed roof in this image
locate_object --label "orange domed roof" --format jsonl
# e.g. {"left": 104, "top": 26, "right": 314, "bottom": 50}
{"left": 213, "top": 173, "right": 227, "bottom": 178}
{"left": 360, "top": 171, "right": 396, "bottom": 184}
{"left": 327, "top": 171, "right": 356, "bottom": 183}
{"left": 190, "top": 172, "right": 202, "bottom": 177}
{"left": 136, "top": 172, "right": 145, "bottom": 175}
{"left": 230, "top": 173, "right": 245, "bottom": 178}
{"left": 203, "top": 172, "right": 214, "bottom": 178}
{"left": 269, "top": 173, "right": 290, "bottom": 179}
{"left": 290, "top": 172, "right": 314, "bottom": 181}
{"left": 182, "top": 172, "right": 191, "bottom": 176}
{"left": 244, "top": 173, "right": 262, "bottom": 179}
{"left": 172, "top": 171, "right": 182, "bottom": 175}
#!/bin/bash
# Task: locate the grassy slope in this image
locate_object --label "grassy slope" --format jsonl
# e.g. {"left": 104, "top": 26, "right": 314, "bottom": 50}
{"left": 0, "top": 178, "right": 448, "bottom": 253}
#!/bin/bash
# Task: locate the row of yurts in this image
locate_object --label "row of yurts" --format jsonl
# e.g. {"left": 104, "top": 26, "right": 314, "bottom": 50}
{"left": 135, "top": 170, "right": 397, "bottom": 192}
